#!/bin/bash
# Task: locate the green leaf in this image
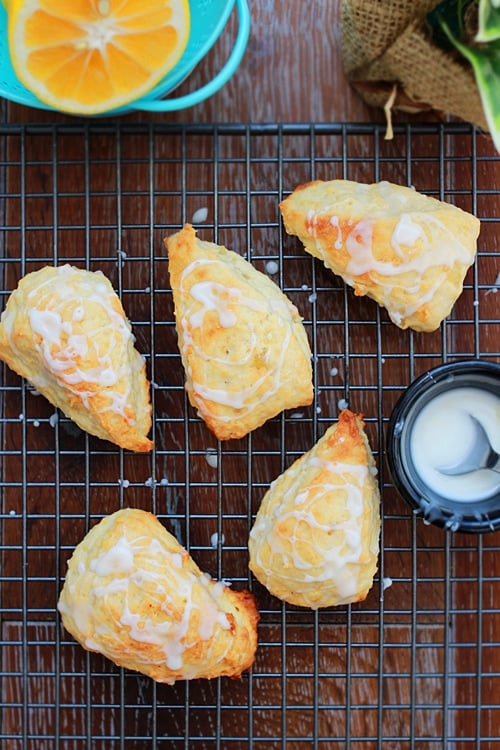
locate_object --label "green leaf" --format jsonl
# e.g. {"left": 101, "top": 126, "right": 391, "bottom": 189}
{"left": 426, "top": 0, "right": 475, "bottom": 51}
{"left": 448, "top": 31, "right": 500, "bottom": 151}
{"left": 476, "top": 0, "right": 500, "bottom": 42}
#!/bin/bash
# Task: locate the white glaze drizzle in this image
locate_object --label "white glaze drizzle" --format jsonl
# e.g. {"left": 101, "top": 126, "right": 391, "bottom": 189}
{"left": 329, "top": 215, "right": 343, "bottom": 250}
{"left": 189, "top": 280, "right": 240, "bottom": 328}
{"left": 178, "top": 257, "right": 300, "bottom": 423}
{"left": 89, "top": 534, "right": 134, "bottom": 576}
{"left": 1, "top": 265, "right": 141, "bottom": 423}
{"left": 250, "top": 453, "right": 371, "bottom": 605}
{"left": 59, "top": 528, "right": 233, "bottom": 679}
{"left": 304, "top": 182, "right": 475, "bottom": 326}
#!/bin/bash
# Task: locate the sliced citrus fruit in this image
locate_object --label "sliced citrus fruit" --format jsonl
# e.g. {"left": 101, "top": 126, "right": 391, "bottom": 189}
{"left": 7, "top": 0, "right": 190, "bottom": 114}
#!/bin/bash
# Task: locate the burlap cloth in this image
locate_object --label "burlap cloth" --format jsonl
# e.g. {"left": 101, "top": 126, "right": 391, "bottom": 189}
{"left": 341, "top": 0, "right": 488, "bottom": 131}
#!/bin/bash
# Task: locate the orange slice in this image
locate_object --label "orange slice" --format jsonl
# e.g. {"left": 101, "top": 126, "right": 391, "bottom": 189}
{"left": 7, "top": 0, "right": 190, "bottom": 114}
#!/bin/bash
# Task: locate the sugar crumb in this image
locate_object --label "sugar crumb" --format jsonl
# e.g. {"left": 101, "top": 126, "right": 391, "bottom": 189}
{"left": 265, "top": 260, "right": 279, "bottom": 275}
{"left": 210, "top": 532, "right": 225, "bottom": 547}
{"left": 205, "top": 450, "right": 218, "bottom": 468}
{"left": 191, "top": 207, "right": 209, "bottom": 224}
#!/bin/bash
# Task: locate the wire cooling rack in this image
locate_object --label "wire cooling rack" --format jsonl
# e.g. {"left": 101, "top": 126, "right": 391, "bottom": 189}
{"left": 0, "top": 122, "right": 499, "bottom": 749}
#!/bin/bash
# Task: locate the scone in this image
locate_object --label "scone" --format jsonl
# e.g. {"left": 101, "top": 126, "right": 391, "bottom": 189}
{"left": 165, "top": 224, "right": 313, "bottom": 440}
{"left": 249, "top": 410, "right": 380, "bottom": 609}
{"left": 58, "top": 508, "right": 259, "bottom": 684}
{"left": 279, "top": 179, "right": 480, "bottom": 332}
{"left": 0, "top": 264, "right": 152, "bottom": 451}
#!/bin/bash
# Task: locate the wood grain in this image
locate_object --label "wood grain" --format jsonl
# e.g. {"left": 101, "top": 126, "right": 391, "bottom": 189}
{"left": 1, "top": 1, "right": 499, "bottom": 747}
{"left": 5, "top": 1, "right": 381, "bottom": 125}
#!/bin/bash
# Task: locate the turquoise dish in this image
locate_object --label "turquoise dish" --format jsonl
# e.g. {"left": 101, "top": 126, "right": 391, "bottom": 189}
{"left": 0, "top": 0, "right": 250, "bottom": 115}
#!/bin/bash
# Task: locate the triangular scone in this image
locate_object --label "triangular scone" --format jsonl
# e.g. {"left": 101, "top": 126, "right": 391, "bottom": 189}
{"left": 280, "top": 179, "right": 480, "bottom": 332}
{"left": 165, "top": 224, "right": 313, "bottom": 440}
{"left": 0, "top": 265, "right": 153, "bottom": 451}
{"left": 249, "top": 410, "right": 380, "bottom": 609}
{"left": 58, "top": 508, "right": 259, "bottom": 684}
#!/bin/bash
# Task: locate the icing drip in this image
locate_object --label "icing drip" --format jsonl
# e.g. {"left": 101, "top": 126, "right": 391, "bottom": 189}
{"left": 178, "top": 258, "right": 299, "bottom": 423}
{"left": 343, "top": 213, "right": 471, "bottom": 278}
{"left": 304, "top": 182, "right": 475, "bottom": 326}
{"left": 1, "top": 265, "right": 139, "bottom": 423}
{"left": 189, "top": 280, "right": 240, "bottom": 328}
{"left": 329, "top": 215, "right": 343, "bottom": 250}
{"left": 250, "top": 453, "right": 371, "bottom": 605}
{"left": 60, "top": 530, "right": 232, "bottom": 679}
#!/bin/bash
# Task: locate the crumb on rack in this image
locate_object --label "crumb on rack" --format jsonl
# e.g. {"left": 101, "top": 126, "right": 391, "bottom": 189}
{"left": 191, "top": 207, "right": 208, "bottom": 223}
{"left": 485, "top": 271, "right": 500, "bottom": 296}
{"left": 210, "top": 531, "right": 225, "bottom": 547}
{"left": 205, "top": 449, "right": 218, "bottom": 468}
{"left": 265, "top": 260, "right": 279, "bottom": 275}
{"left": 117, "top": 249, "right": 127, "bottom": 266}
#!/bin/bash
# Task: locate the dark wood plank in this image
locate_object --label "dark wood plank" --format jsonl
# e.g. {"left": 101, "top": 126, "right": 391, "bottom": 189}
{"left": 1, "top": 0, "right": 499, "bottom": 746}
{"left": 5, "top": 1, "right": 379, "bottom": 125}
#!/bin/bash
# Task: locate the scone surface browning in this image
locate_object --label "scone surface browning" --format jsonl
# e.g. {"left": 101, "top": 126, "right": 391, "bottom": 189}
{"left": 165, "top": 224, "right": 313, "bottom": 440}
{"left": 249, "top": 410, "right": 381, "bottom": 609}
{"left": 0, "top": 264, "right": 152, "bottom": 451}
{"left": 58, "top": 508, "right": 259, "bottom": 684}
{"left": 280, "top": 179, "right": 480, "bottom": 332}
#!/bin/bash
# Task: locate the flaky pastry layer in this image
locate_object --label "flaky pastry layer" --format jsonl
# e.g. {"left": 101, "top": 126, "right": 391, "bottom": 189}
{"left": 249, "top": 410, "right": 381, "bottom": 609}
{"left": 0, "top": 264, "right": 152, "bottom": 451}
{"left": 280, "top": 179, "right": 480, "bottom": 332}
{"left": 165, "top": 224, "right": 313, "bottom": 440}
{"left": 58, "top": 508, "right": 259, "bottom": 684}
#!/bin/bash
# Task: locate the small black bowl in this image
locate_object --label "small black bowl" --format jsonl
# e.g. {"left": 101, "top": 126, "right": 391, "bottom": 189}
{"left": 387, "top": 359, "right": 500, "bottom": 533}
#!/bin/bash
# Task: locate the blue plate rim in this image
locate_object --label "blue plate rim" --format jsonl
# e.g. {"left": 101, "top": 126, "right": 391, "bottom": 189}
{"left": 0, "top": 0, "right": 237, "bottom": 112}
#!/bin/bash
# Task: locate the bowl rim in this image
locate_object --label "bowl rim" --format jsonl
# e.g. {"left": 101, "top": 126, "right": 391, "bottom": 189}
{"left": 140, "top": 0, "right": 237, "bottom": 102}
{"left": 0, "top": 0, "right": 238, "bottom": 112}
{"left": 386, "top": 358, "right": 500, "bottom": 533}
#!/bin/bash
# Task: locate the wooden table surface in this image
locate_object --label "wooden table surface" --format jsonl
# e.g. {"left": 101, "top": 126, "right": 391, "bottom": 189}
{"left": 1, "top": 2, "right": 500, "bottom": 749}
{"left": 4, "top": 0, "right": 378, "bottom": 125}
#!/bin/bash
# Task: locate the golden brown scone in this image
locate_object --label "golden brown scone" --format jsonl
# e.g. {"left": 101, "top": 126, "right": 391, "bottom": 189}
{"left": 249, "top": 410, "right": 380, "bottom": 609}
{"left": 165, "top": 224, "right": 313, "bottom": 440}
{"left": 58, "top": 508, "right": 259, "bottom": 684}
{"left": 0, "top": 264, "right": 152, "bottom": 451}
{"left": 279, "top": 179, "right": 480, "bottom": 332}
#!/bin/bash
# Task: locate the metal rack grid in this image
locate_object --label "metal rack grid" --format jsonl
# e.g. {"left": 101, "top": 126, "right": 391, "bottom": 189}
{"left": 0, "top": 122, "right": 499, "bottom": 748}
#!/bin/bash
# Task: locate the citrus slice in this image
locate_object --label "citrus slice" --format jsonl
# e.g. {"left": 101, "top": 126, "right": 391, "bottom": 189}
{"left": 7, "top": 0, "right": 190, "bottom": 114}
